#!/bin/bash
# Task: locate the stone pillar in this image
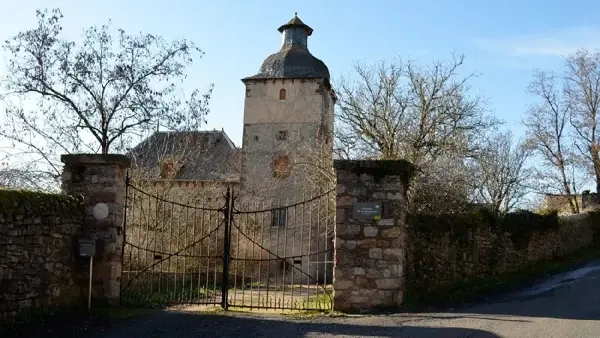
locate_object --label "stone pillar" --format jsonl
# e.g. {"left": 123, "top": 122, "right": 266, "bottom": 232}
{"left": 333, "top": 160, "right": 415, "bottom": 313}
{"left": 61, "top": 154, "right": 131, "bottom": 306}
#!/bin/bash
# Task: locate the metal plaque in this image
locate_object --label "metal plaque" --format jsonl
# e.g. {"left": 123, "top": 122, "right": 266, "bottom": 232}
{"left": 78, "top": 238, "right": 96, "bottom": 257}
{"left": 352, "top": 202, "right": 382, "bottom": 221}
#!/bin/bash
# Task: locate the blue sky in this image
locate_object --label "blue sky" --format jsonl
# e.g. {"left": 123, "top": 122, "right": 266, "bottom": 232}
{"left": 2, "top": 0, "right": 600, "bottom": 146}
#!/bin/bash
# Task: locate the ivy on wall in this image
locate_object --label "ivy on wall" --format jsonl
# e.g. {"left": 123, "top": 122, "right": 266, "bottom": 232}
{"left": 0, "top": 189, "right": 83, "bottom": 216}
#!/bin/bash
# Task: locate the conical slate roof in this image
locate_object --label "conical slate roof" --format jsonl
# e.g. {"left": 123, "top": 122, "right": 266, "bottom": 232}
{"left": 243, "top": 14, "right": 330, "bottom": 81}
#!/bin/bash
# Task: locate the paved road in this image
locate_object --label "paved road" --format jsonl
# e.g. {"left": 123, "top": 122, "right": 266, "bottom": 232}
{"left": 9, "top": 260, "right": 600, "bottom": 337}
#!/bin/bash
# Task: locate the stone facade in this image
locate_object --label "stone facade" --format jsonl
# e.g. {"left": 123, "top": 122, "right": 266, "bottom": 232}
{"left": 333, "top": 160, "right": 415, "bottom": 312}
{"left": 239, "top": 16, "right": 337, "bottom": 282}
{"left": 61, "top": 154, "right": 130, "bottom": 306}
{"left": 240, "top": 78, "right": 335, "bottom": 200}
{"left": 542, "top": 192, "right": 600, "bottom": 215}
{"left": 0, "top": 190, "right": 85, "bottom": 322}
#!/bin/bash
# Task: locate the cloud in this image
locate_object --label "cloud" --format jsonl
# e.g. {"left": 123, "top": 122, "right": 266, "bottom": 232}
{"left": 474, "top": 26, "right": 600, "bottom": 57}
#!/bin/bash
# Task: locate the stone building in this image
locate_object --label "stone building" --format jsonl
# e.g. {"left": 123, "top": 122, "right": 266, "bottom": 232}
{"left": 542, "top": 191, "right": 600, "bottom": 215}
{"left": 129, "top": 130, "right": 239, "bottom": 187}
{"left": 128, "top": 14, "right": 336, "bottom": 284}
{"left": 239, "top": 13, "right": 336, "bottom": 201}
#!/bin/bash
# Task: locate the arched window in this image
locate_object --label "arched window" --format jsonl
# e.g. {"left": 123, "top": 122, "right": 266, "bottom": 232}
{"left": 279, "top": 88, "right": 286, "bottom": 100}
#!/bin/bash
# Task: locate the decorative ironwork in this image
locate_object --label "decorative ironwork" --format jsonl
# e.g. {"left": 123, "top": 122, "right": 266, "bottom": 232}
{"left": 227, "top": 188, "right": 335, "bottom": 311}
{"left": 120, "top": 177, "right": 227, "bottom": 308}
{"left": 120, "top": 173, "right": 334, "bottom": 311}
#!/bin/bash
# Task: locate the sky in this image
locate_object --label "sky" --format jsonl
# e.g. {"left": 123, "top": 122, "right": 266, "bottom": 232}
{"left": 1, "top": 0, "right": 600, "bottom": 147}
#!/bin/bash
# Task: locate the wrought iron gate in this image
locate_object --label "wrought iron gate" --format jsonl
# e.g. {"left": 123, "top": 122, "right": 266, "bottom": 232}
{"left": 121, "top": 176, "right": 334, "bottom": 311}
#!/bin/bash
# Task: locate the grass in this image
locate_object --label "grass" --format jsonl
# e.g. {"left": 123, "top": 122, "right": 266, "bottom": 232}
{"left": 121, "top": 279, "right": 333, "bottom": 313}
{"left": 403, "top": 244, "right": 600, "bottom": 310}
{"left": 121, "top": 284, "right": 217, "bottom": 308}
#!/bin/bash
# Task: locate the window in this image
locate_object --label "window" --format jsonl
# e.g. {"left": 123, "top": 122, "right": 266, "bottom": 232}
{"left": 272, "top": 208, "right": 287, "bottom": 227}
{"left": 279, "top": 88, "right": 286, "bottom": 100}
{"left": 254, "top": 135, "right": 259, "bottom": 141}
{"left": 273, "top": 155, "right": 292, "bottom": 178}
{"left": 276, "top": 130, "right": 288, "bottom": 140}
{"left": 160, "top": 159, "right": 175, "bottom": 179}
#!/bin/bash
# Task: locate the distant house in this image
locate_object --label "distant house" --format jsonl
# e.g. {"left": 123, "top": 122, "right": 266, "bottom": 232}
{"left": 127, "top": 129, "right": 241, "bottom": 191}
{"left": 542, "top": 191, "right": 600, "bottom": 214}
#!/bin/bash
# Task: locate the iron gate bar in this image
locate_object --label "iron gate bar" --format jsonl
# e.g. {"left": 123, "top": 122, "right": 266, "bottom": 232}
{"left": 229, "top": 188, "right": 335, "bottom": 214}
{"left": 121, "top": 213, "right": 224, "bottom": 290}
{"left": 229, "top": 249, "right": 330, "bottom": 262}
{"left": 126, "top": 183, "right": 224, "bottom": 211}
{"left": 221, "top": 186, "right": 233, "bottom": 309}
{"left": 122, "top": 178, "right": 334, "bottom": 311}
{"left": 121, "top": 179, "right": 228, "bottom": 307}
{"left": 227, "top": 186, "right": 334, "bottom": 310}
{"left": 227, "top": 222, "right": 332, "bottom": 309}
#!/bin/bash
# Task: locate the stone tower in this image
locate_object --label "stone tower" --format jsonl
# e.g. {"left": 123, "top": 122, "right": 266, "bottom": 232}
{"left": 240, "top": 14, "right": 336, "bottom": 202}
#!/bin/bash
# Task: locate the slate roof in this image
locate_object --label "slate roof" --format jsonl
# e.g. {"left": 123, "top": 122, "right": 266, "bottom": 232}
{"left": 244, "top": 47, "right": 330, "bottom": 81}
{"left": 277, "top": 13, "right": 313, "bottom": 36}
{"left": 128, "top": 130, "right": 240, "bottom": 182}
{"left": 242, "top": 14, "right": 330, "bottom": 82}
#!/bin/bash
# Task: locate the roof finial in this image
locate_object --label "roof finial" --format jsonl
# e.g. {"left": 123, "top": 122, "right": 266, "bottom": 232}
{"left": 294, "top": 12, "right": 298, "bottom": 17}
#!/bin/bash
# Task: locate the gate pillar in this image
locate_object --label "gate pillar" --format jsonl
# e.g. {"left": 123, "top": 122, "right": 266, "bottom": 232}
{"left": 333, "top": 160, "right": 415, "bottom": 313}
{"left": 61, "top": 154, "right": 131, "bottom": 306}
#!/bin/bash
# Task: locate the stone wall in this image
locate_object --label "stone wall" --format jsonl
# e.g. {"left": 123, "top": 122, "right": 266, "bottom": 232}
{"left": 333, "top": 160, "right": 415, "bottom": 312}
{"left": 0, "top": 189, "right": 85, "bottom": 321}
{"left": 405, "top": 210, "right": 600, "bottom": 301}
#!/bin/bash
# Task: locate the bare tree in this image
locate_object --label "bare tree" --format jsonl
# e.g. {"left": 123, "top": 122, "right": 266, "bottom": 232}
{"left": 469, "top": 131, "right": 533, "bottom": 214}
{"left": 564, "top": 49, "right": 600, "bottom": 193}
{"left": 335, "top": 54, "right": 497, "bottom": 214}
{"left": 0, "top": 8, "right": 212, "bottom": 187}
{"left": 0, "top": 152, "right": 55, "bottom": 190}
{"left": 524, "top": 70, "right": 582, "bottom": 213}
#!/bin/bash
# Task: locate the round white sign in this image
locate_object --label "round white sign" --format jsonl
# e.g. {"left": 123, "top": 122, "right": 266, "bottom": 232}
{"left": 93, "top": 203, "right": 109, "bottom": 220}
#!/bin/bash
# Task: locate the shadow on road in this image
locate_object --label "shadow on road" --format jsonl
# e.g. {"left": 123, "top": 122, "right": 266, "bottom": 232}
{"left": 103, "top": 310, "right": 503, "bottom": 338}
{"left": 435, "top": 259, "right": 600, "bottom": 321}
{"left": 7, "top": 262, "right": 600, "bottom": 338}
{"left": 3, "top": 310, "right": 503, "bottom": 338}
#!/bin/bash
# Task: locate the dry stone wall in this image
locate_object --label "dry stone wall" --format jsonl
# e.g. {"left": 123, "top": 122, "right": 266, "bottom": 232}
{"left": 405, "top": 210, "right": 600, "bottom": 302}
{"left": 0, "top": 189, "right": 85, "bottom": 322}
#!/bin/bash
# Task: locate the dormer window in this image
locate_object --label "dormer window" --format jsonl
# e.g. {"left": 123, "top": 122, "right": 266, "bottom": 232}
{"left": 160, "top": 159, "right": 176, "bottom": 179}
{"left": 279, "top": 88, "right": 286, "bottom": 100}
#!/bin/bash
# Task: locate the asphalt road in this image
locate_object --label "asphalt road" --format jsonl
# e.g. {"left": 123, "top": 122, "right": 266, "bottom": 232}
{"left": 9, "top": 260, "right": 600, "bottom": 338}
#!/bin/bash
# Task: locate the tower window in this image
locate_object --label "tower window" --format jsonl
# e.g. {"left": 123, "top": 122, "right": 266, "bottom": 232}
{"left": 276, "top": 130, "right": 288, "bottom": 140}
{"left": 279, "top": 88, "right": 287, "bottom": 100}
{"left": 272, "top": 208, "right": 287, "bottom": 227}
